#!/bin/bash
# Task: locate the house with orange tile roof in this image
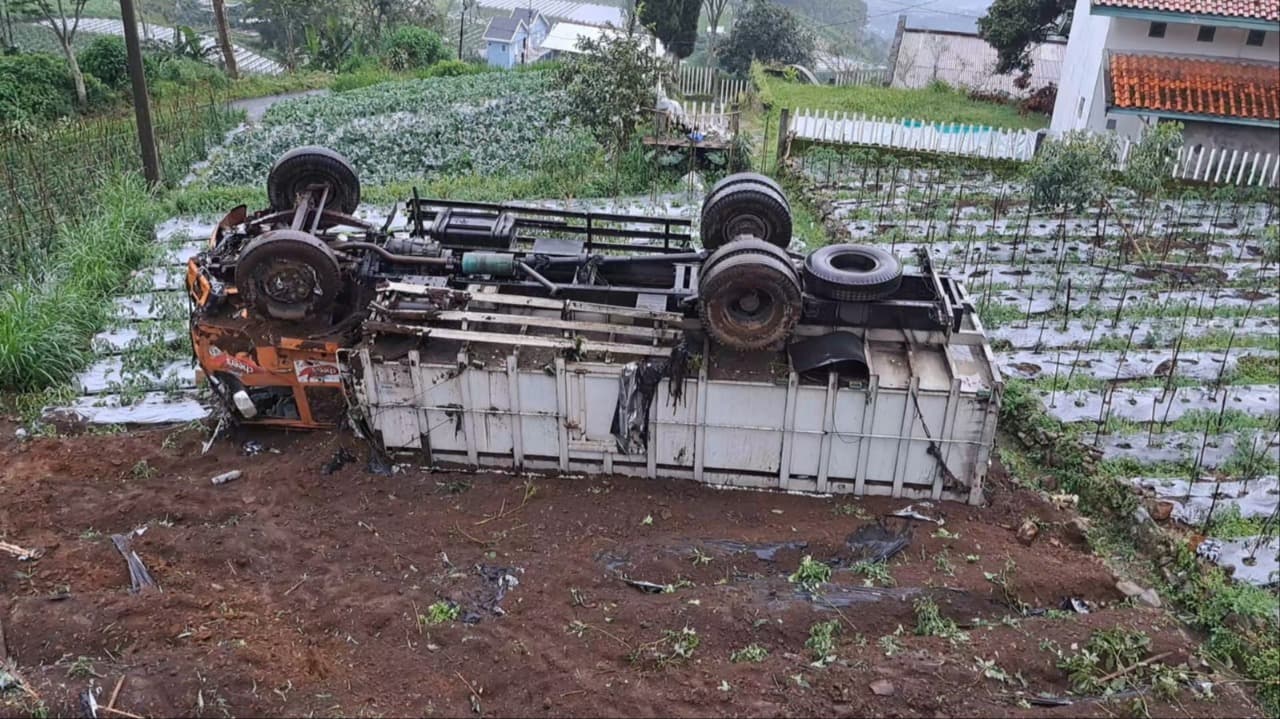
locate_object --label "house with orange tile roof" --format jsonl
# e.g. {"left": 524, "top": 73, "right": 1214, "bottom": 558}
{"left": 1051, "top": 0, "right": 1278, "bottom": 154}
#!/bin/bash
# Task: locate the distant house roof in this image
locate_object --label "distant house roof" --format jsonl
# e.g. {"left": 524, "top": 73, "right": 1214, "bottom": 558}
{"left": 477, "top": 0, "right": 625, "bottom": 28}
{"left": 1109, "top": 53, "right": 1280, "bottom": 121}
{"left": 484, "top": 16, "right": 526, "bottom": 42}
{"left": 540, "top": 21, "right": 665, "bottom": 55}
{"left": 511, "top": 7, "right": 544, "bottom": 26}
{"left": 1092, "top": 0, "right": 1278, "bottom": 21}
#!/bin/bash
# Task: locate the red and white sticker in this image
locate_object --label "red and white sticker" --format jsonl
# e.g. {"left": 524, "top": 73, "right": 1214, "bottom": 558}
{"left": 294, "top": 360, "right": 342, "bottom": 384}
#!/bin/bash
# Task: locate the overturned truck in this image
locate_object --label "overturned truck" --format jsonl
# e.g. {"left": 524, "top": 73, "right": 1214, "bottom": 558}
{"left": 187, "top": 147, "right": 1003, "bottom": 503}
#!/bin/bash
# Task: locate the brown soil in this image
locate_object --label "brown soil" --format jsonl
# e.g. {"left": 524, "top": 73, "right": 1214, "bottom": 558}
{"left": 0, "top": 422, "right": 1262, "bottom": 718}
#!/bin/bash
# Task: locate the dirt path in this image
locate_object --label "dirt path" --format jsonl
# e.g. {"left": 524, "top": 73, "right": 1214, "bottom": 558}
{"left": 0, "top": 422, "right": 1261, "bottom": 717}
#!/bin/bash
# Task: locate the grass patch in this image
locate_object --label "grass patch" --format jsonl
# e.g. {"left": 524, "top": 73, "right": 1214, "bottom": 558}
{"left": 1000, "top": 377, "right": 1280, "bottom": 715}
{"left": 760, "top": 76, "right": 1048, "bottom": 131}
{"left": 0, "top": 175, "right": 160, "bottom": 391}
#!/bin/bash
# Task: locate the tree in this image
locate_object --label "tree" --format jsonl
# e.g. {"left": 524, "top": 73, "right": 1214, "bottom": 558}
{"left": 211, "top": 0, "right": 238, "bottom": 78}
{"left": 701, "top": 0, "right": 730, "bottom": 57}
{"left": 1027, "top": 131, "right": 1115, "bottom": 212}
{"left": 556, "top": 26, "right": 663, "bottom": 149}
{"left": 23, "top": 0, "right": 91, "bottom": 105}
{"left": 717, "top": 0, "right": 813, "bottom": 76}
{"left": 639, "top": 0, "right": 701, "bottom": 59}
{"left": 978, "top": 0, "right": 1071, "bottom": 75}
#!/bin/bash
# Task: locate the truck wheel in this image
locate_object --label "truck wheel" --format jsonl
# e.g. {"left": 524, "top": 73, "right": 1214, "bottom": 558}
{"left": 701, "top": 235, "right": 798, "bottom": 279}
{"left": 235, "top": 229, "right": 343, "bottom": 321}
{"left": 267, "top": 146, "right": 361, "bottom": 214}
{"left": 802, "top": 244, "right": 903, "bottom": 302}
{"left": 699, "top": 252, "right": 802, "bottom": 351}
{"left": 700, "top": 181, "right": 793, "bottom": 251}
{"left": 703, "top": 172, "right": 788, "bottom": 214}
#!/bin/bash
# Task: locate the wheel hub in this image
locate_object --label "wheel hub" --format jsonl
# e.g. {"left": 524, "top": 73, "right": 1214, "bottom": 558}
{"left": 260, "top": 260, "right": 320, "bottom": 304}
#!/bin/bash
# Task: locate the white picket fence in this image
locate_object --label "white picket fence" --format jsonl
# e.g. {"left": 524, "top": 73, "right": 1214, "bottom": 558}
{"left": 1113, "top": 139, "right": 1280, "bottom": 188}
{"left": 790, "top": 110, "right": 1039, "bottom": 161}
{"left": 825, "top": 67, "right": 890, "bottom": 87}
{"left": 660, "top": 100, "right": 736, "bottom": 138}
{"left": 676, "top": 63, "right": 750, "bottom": 103}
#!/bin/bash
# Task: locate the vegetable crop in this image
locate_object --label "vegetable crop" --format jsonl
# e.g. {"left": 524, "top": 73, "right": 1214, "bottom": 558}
{"left": 201, "top": 73, "right": 589, "bottom": 187}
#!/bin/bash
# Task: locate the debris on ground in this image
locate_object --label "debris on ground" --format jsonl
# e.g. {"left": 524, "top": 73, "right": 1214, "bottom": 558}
{"left": 209, "top": 470, "right": 242, "bottom": 486}
{"left": 844, "top": 522, "right": 912, "bottom": 563}
{"left": 622, "top": 578, "right": 668, "bottom": 594}
{"left": 1061, "top": 597, "right": 1091, "bottom": 614}
{"left": 476, "top": 564, "right": 521, "bottom": 617}
{"left": 869, "top": 679, "right": 895, "bottom": 696}
{"left": 1016, "top": 518, "right": 1040, "bottom": 545}
{"left": 110, "top": 532, "right": 157, "bottom": 593}
{"left": 703, "top": 540, "right": 808, "bottom": 562}
{"left": 0, "top": 541, "right": 42, "bottom": 561}
{"left": 1115, "top": 579, "right": 1161, "bottom": 608}
{"left": 322, "top": 447, "right": 357, "bottom": 475}
{"left": 241, "top": 441, "right": 264, "bottom": 456}
{"left": 890, "top": 504, "right": 941, "bottom": 524}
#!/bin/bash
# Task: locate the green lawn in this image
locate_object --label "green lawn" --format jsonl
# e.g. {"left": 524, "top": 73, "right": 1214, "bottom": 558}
{"left": 761, "top": 75, "right": 1049, "bottom": 130}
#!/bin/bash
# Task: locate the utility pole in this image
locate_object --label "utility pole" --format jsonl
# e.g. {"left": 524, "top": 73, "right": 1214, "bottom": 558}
{"left": 212, "top": 0, "right": 238, "bottom": 79}
{"left": 457, "top": 0, "right": 468, "bottom": 60}
{"left": 119, "top": 0, "right": 161, "bottom": 187}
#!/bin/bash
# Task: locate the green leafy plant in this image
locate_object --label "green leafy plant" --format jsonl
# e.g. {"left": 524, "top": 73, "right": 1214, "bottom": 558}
{"left": 788, "top": 555, "right": 832, "bottom": 591}
{"left": 805, "top": 620, "right": 840, "bottom": 664}
{"left": 419, "top": 600, "right": 460, "bottom": 625}
{"left": 913, "top": 597, "right": 969, "bottom": 643}
{"left": 853, "top": 560, "right": 895, "bottom": 587}
{"left": 730, "top": 643, "right": 769, "bottom": 663}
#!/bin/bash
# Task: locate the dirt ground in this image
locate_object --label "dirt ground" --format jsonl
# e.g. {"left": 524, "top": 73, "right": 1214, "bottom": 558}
{"left": 0, "top": 421, "right": 1262, "bottom": 718}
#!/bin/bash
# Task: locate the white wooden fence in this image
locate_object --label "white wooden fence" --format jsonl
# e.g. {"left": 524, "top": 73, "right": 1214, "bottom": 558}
{"left": 676, "top": 62, "right": 750, "bottom": 103}
{"left": 824, "top": 67, "right": 890, "bottom": 87}
{"left": 791, "top": 109, "right": 1279, "bottom": 188}
{"left": 1113, "top": 139, "right": 1280, "bottom": 188}
{"left": 790, "top": 110, "right": 1039, "bottom": 161}
{"left": 659, "top": 100, "right": 737, "bottom": 138}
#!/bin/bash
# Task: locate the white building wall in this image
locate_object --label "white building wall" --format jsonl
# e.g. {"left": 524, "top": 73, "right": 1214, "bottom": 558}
{"left": 1051, "top": 0, "right": 1113, "bottom": 133}
{"left": 891, "top": 32, "right": 1065, "bottom": 97}
{"left": 1106, "top": 20, "right": 1280, "bottom": 61}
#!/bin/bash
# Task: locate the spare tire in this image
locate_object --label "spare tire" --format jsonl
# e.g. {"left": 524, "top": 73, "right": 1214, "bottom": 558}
{"left": 236, "top": 229, "right": 343, "bottom": 321}
{"left": 802, "top": 244, "right": 903, "bottom": 302}
{"left": 700, "top": 181, "right": 793, "bottom": 250}
{"left": 267, "top": 146, "right": 361, "bottom": 214}
{"left": 703, "top": 172, "right": 788, "bottom": 214}
{"left": 698, "top": 252, "right": 802, "bottom": 351}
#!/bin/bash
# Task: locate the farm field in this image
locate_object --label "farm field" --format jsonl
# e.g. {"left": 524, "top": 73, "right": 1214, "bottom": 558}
{"left": 790, "top": 146, "right": 1280, "bottom": 587}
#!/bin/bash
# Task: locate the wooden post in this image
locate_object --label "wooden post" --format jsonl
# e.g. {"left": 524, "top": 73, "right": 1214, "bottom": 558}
{"left": 775, "top": 108, "right": 791, "bottom": 167}
{"left": 119, "top": 0, "right": 160, "bottom": 187}
{"left": 211, "top": 0, "right": 237, "bottom": 78}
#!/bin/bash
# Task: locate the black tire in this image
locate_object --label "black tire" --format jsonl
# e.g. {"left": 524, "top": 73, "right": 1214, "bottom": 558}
{"left": 700, "top": 181, "right": 793, "bottom": 251}
{"left": 802, "top": 244, "right": 903, "bottom": 302}
{"left": 698, "top": 253, "right": 802, "bottom": 351}
{"left": 236, "top": 229, "right": 343, "bottom": 321}
{"left": 703, "top": 172, "right": 788, "bottom": 214}
{"left": 267, "top": 146, "right": 361, "bottom": 214}
{"left": 702, "top": 235, "right": 799, "bottom": 279}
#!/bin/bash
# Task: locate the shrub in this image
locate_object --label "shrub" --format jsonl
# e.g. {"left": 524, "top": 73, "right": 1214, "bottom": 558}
{"left": 147, "top": 57, "right": 228, "bottom": 98}
{"left": 417, "top": 59, "right": 485, "bottom": 78}
{"left": 79, "top": 36, "right": 128, "bottom": 89}
{"left": 331, "top": 66, "right": 394, "bottom": 92}
{"left": 0, "top": 52, "right": 76, "bottom": 124}
{"left": 383, "top": 26, "right": 444, "bottom": 71}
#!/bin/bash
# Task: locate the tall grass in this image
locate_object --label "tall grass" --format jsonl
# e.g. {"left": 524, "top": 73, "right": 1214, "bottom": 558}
{"left": 0, "top": 175, "right": 159, "bottom": 391}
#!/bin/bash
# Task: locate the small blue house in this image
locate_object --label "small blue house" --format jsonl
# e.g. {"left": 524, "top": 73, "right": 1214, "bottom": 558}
{"left": 483, "top": 9, "right": 551, "bottom": 69}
